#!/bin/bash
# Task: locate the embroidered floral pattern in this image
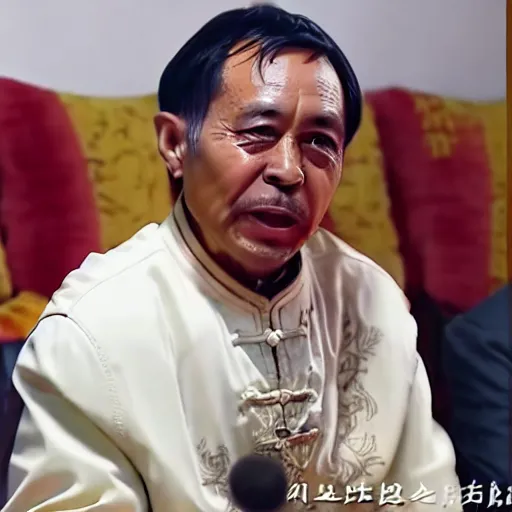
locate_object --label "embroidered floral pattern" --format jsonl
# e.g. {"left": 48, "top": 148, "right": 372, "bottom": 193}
{"left": 196, "top": 438, "right": 238, "bottom": 512}
{"left": 333, "top": 317, "right": 385, "bottom": 486}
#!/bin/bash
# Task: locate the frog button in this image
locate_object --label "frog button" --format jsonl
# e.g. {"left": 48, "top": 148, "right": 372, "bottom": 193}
{"left": 266, "top": 329, "right": 284, "bottom": 347}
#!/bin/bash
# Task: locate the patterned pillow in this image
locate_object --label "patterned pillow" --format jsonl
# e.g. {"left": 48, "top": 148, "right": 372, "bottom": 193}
{"left": 469, "top": 101, "right": 507, "bottom": 292}
{"left": 0, "top": 78, "right": 102, "bottom": 298}
{"left": 368, "top": 89, "right": 504, "bottom": 312}
{"left": 321, "top": 101, "right": 404, "bottom": 289}
{"left": 0, "top": 292, "right": 48, "bottom": 343}
{"left": 60, "top": 94, "right": 172, "bottom": 251}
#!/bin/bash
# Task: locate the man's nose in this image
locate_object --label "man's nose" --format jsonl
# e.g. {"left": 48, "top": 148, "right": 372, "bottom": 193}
{"left": 262, "top": 136, "right": 304, "bottom": 188}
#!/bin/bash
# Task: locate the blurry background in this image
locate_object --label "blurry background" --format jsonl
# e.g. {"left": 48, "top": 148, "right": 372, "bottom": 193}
{"left": 0, "top": 0, "right": 506, "bottom": 99}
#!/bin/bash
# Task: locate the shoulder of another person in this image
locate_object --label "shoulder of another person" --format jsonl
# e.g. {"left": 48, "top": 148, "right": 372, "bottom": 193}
{"left": 454, "top": 283, "right": 510, "bottom": 333}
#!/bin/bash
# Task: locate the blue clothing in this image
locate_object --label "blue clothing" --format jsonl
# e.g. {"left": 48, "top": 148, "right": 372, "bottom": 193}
{"left": 1, "top": 341, "right": 24, "bottom": 507}
{"left": 443, "top": 284, "right": 511, "bottom": 491}
{"left": 1, "top": 343, "right": 23, "bottom": 392}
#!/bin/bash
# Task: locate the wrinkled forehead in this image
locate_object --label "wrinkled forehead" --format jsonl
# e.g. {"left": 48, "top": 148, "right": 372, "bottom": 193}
{"left": 219, "top": 46, "right": 344, "bottom": 113}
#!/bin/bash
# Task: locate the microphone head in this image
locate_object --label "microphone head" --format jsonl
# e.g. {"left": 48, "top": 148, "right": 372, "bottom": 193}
{"left": 228, "top": 454, "right": 288, "bottom": 512}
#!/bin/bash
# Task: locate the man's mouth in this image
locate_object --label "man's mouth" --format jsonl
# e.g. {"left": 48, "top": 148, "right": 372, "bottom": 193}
{"left": 234, "top": 205, "right": 305, "bottom": 247}
{"left": 244, "top": 207, "right": 301, "bottom": 229}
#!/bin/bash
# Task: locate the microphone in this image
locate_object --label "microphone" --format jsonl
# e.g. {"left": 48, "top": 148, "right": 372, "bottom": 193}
{"left": 228, "top": 454, "right": 288, "bottom": 512}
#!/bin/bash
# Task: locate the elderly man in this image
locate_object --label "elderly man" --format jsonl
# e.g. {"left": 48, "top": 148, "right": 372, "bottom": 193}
{"left": 4, "top": 5, "right": 460, "bottom": 511}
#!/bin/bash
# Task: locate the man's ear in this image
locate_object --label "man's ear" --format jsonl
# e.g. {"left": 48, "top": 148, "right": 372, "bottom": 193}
{"left": 154, "top": 112, "right": 187, "bottom": 179}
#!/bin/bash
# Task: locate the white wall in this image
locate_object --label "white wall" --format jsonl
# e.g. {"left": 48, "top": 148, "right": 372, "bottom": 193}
{"left": 283, "top": 0, "right": 506, "bottom": 101}
{"left": 0, "top": 0, "right": 249, "bottom": 96}
{"left": 0, "top": 0, "right": 506, "bottom": 100}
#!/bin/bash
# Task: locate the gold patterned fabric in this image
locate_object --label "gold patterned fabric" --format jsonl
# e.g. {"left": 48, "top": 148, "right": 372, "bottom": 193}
{"left": 323, "top": 102, "right": 404, "bottom": 289}
{"left": 59, "top": 94, "right": 172, "bottom": 251}
{"left": 469, "top": 101, "right": 507, "bottom": 291}
{"left": 0, "top": 243, "right": 12, "bottom": 303}
{"left": 428, "top": 97, "right": 507, "bottom": 291}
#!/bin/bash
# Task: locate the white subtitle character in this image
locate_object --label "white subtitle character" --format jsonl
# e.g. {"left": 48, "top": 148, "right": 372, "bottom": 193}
{"left": 314, "top": 484, "right": 342, "bottom": 502}
{"left": 442, "top": 485, "right": 461, "bottom": 507}
{"left": 461, "top": 480, "right": 483, "bottom": 506}
{"left": 409, "top": 483, "right": 437, "bottom": 504}
{"left": 287, "top": 483, "right": 308, "bottom": 504}
{"left": 379, "top": 483, "right": 405, "bottom": 506}
{"left": 506, "top": 485, "right": 512, "bottom": 506}
{"left": 344, "top": 483, "right": 373, "bottom": 504}
{"left": 487, "top": 481, "right": 503, "bottom": 508}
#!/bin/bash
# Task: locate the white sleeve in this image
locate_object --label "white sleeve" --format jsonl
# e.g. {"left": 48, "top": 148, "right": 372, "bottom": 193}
{"left": 4, "top": 314, "right": 148, "bottom": 511}
{"left": 387, "top": 356, "right": 462, "bottom": 511}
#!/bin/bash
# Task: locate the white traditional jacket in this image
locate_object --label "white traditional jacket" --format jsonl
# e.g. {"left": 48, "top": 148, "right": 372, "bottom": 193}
{"left": 5, "top": 196, "right": 461, "bottom": 511}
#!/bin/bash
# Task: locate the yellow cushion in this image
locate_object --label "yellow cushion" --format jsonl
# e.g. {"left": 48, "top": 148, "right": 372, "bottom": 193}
{"left": 327, "top": 102, "right": 404, "bottom": 288}
{"left": 0, "top": 291, "right": 48, "bottom": 341}
{"left": 468, "top": 101, "right": 507, "bottom": 291}
{"left": 59, "top": 94, "right": 172, "bottom": 251}
{"left": 0, "top": 243, "right": 12, "bottom": 303}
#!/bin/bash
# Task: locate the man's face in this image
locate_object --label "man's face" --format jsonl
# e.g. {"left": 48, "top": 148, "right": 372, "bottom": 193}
{"left": 160, "top": 47, "right": 345, "bottom": 281}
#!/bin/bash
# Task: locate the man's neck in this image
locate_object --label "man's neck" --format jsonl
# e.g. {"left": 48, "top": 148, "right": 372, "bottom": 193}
{"left": 251, "top": 255, "right": 301, "bottom": 299}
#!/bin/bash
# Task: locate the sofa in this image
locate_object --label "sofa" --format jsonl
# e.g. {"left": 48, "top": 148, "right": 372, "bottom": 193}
{"left": 0, "top": 77, "right": 507, "bottom": 501}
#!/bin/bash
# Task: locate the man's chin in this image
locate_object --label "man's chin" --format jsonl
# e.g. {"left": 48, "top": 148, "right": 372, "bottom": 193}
{"left": 231, "top": 230, "right": 299, "bottom": 270}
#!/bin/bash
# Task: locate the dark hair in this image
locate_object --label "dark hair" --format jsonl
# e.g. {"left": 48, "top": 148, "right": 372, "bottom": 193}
{"left": 158, "top": 4, "right": 362, "bottom": 153}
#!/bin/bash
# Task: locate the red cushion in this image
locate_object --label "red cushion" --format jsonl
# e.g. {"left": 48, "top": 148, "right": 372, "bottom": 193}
{"left": 0, "top": 78, "right": 101, "bottom": 298}
{"left": 367, "top": 89, "right": 492, "bottom": 313}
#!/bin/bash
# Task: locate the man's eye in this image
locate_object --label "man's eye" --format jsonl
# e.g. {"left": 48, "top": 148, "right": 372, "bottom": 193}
{"left": 308, "top": 135, "right": 338, "bottom": 152}
{"left": 241, "top": 126, "right": 277, "bottom": 138}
